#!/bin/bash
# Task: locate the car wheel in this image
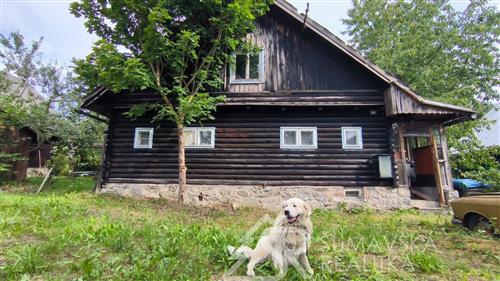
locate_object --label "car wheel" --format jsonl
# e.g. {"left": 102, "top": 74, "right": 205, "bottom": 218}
{"left": 466, "top": 214, "right": 494, "bottom": 234}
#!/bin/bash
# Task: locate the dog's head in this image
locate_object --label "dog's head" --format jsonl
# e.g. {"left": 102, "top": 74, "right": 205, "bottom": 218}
{"left": 282, "top": 198, "right": 312, "bottom": 225}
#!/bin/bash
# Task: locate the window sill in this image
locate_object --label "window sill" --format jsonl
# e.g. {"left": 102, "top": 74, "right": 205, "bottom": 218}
{"left": 229, "top": 80, "right": 265, "bottom": 85}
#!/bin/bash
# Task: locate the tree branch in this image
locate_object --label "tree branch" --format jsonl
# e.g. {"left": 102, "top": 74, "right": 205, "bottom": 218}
{"left": 185, "top": 29, "right": 223, "bottom": 93}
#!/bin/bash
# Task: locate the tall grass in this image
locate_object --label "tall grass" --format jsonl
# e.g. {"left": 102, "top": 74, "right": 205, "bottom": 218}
{"left": 0, "top": 177, "right": 498, "bottom": 280}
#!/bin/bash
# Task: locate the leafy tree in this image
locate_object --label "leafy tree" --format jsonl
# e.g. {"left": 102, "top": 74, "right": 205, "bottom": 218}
{"left": 450, "top": 143, "right": 500, "bottom": 190}
{"left": 0, "top": 31, "right": 105, "bottom": 178}
{"left": 343, "top": 0, "right": 500, "bottom": 147}
{"left": 0, "top": 91, "right": 28, "bottom": 176}
{"left": 70, "top": 0, "right": 272, "bottom": 202}
{"left": 0, "top": 32, "right": 42, "bottom": 96}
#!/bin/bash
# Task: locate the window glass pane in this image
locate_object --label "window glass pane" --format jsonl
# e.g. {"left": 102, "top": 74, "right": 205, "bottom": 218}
{"left": 184, "top": 129, "right": 196, "bottom": 146}
{"left": 301, "top": 130, "right": 314, "bottom": 146}
{"left": 198, "top": 130, "right": 213, "bottom": 146}
{"left": 249, "top": 54, "right": 260, "bottom": 79}
{"left": 139, "top": 138, "right": 149, "bottom": 146}
{"left": 235, "top": 54, "right": 246, "bottom": 79}
{"left": 284, "top": 130, "right": 297, "bottom": 145}
{"left": 345, "top": 130, "right": 359, "bottom": 146}
{"left": 138, "top": 131, "right": 150, "bottom": 145}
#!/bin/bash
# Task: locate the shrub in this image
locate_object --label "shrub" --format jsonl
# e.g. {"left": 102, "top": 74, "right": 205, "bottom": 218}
{"left": 47, "top": 146, "right": 73, "bottom": 176}
{"left": 450, "top": 145, "right": 500, "bottom": 191}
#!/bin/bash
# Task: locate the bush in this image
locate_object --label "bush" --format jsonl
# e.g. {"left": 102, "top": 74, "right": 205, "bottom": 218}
{"left": 450, "top": 145, "right": 500, "bottom": 191}
{"left": 48, "top": 146, "right": 73, "bottom": 176}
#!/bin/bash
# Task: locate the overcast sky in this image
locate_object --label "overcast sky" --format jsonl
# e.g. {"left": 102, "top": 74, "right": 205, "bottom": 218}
{"left": 0, "top": 0, "right": 495, "bottom": 68}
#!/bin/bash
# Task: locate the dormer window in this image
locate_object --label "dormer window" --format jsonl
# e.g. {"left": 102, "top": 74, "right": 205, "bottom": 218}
{"left": 230, "top": 51, "right": 264, "bottom": 83}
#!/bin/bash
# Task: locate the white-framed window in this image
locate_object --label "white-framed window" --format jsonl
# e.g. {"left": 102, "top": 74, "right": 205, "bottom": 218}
{"left": 342, "top": 127, "right": 363, "bottom": 149}
{"left": 280, "top": 127, "right": 317, "bottom": 149}
{"left": 133, "top": 127, "right": 154, "bottom": 149}
{"left": 229, "top": 50, "right": 265, "bottom": 83}
{"left": 184, "top": 127, "right": 215, "bottom": 148}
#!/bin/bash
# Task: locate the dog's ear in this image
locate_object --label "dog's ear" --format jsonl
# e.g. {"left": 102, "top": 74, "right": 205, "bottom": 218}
{"left": 303, "top": 203, "right": 312, "bottom": 217}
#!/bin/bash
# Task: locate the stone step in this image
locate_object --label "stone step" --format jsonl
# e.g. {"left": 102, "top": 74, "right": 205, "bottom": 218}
{"left": 411, "top": 199, "right": 442, "bottom": 209}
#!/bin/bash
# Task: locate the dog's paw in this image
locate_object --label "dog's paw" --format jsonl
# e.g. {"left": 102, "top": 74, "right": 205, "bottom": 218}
{"left": 246, "top": 269, "right": 255, "bottom": 277}
{"left": 226, "top": 245, "right": 236, "bottom": 254}
{"left": 307, "top": 268, "right": 314, "bottom": 275}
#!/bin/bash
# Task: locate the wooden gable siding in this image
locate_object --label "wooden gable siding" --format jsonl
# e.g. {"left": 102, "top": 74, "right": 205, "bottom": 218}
{"left": 104, "top": 106, "right": 392, "bottom": 187}
{"left": 226, "top": 6, "right": 387, "bottom": 93}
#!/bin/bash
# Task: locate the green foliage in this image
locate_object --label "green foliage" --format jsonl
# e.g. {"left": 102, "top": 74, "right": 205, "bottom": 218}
{"left": 0, "top": 94, "right": 31, "bottom": 176}
{"left": 450, "top": 144, "right": 500, "bottom": 189}
{"left": 0, "top": 31, "right": 105, "bottom": 177}
{"left": 48, "top": 146, "right": 73, "bottom": 176}
{"left": 70, "top": 0, "right": 272, "bottom": 125}
{"left": 70, "top": 0, "right": 272, "bottom": 198}
{"left": 343, "top": 0, "right": 500, "bottom": 144}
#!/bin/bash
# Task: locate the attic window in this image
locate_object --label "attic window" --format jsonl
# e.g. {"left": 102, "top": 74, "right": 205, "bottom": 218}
{"left": 230, "top": 51, "right": 264, "bottom": 83}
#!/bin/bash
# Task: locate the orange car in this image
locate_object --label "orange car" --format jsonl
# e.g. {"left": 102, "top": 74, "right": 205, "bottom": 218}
{"left": 450, "top": 193, "right": 500, "bottom": 234}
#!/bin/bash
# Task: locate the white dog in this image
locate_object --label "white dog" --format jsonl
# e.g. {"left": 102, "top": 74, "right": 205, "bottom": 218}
{"left": 228, "top": 198, "right": 314, "bottom": 277}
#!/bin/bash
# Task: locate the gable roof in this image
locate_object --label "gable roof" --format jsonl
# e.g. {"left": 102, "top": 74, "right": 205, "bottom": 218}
{"left": 274, "top": 0, "right": 474, "bottom": 116}
{"left": 81, "top": 0, "right": 475, "bottom": 123}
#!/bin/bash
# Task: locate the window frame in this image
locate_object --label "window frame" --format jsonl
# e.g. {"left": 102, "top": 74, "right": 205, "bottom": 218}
{"left": 229, "top": 50, "right": 265, "bottom": 84}
{"left": 341, "top": 127, "right": 363, "bottom": 149}
{"left": 184, "top": 127, "right": 216, "bottom": 149}
{"left": 133, "top": 127, "right": 154, "bottom": 149}
{"left": 280, "top": 127, "right": 318, "bottom": 149}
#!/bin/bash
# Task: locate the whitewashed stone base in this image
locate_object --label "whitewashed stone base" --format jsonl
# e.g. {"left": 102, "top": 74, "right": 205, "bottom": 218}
{"left": 100, "top": 183, "right": 412, "bottom": 210}
{"left": 27, "top": 167, "right": 49, "bottom": 177}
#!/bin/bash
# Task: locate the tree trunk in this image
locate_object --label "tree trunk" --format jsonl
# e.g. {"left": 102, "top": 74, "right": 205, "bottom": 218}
{"left": 177, "top": 123, "right": 187, "bottom": 203}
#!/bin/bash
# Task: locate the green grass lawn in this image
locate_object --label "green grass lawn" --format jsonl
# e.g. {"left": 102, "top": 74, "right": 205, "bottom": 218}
{"left": 0, "top": 177, "right": 498, "bottom": 280}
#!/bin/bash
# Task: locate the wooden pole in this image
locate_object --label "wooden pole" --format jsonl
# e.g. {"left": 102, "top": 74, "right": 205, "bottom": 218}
{"left": 36, "top": 167, "right": 53, "bottom": 194}
{"left": 428, "top": 126, "right": 445, "bottom": 206}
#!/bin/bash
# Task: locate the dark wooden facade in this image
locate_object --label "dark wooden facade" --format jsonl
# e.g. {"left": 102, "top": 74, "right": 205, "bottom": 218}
{"left": 225, "top": 5, "right": 386, "bottom": 93}
{"left": 82, "top": 0, "right": 474, "bottom": 195}
{"left": 103, "top": 104, "right": 391, "bottom": 187}
{"left": 1, "top": 127, "right": 52, "bottom": 181}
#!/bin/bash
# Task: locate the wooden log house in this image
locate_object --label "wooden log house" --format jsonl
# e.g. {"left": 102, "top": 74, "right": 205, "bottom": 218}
{"left": 80, "top": 0, "right": 475, "bottom": 209}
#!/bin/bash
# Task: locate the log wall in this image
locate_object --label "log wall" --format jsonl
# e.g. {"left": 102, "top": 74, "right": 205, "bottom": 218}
{"left": 104, "top": 106, "right": 392, "bottom": 187}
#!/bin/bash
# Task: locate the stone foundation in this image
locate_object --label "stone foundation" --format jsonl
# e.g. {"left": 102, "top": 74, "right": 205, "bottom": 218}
{"left": 100, "top": 183, "right": 411, "bottom": 210}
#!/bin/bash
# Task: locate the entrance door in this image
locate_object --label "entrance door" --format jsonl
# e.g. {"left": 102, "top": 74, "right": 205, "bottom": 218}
{"left": 400, "top": 124, "right": 448, "bottom": 206}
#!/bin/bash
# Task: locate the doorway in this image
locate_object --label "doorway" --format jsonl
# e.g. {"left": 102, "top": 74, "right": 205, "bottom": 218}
{"left": 399, "top": 124, "right": 449, "bottom": 206}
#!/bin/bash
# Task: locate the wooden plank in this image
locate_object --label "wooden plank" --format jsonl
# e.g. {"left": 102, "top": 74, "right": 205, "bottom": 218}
{"left": 439, "top": 124, "right": 453, "bottom": 191}
{"left": 428, "top": 126, "right": 446, "bottom": 206}
{"left": 36, "top": 167, "right": 53, "bottom": 194}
